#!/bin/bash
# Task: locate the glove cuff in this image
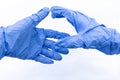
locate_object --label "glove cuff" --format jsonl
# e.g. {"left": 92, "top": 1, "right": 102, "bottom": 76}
{"left": 0, "top": 27, "right": 7, "bottom": 59}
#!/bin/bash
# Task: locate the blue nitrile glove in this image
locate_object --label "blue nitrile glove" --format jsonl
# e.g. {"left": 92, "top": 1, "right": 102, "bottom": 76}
{"left": 0, "top": 7, "right": 70, "bottom": 64}
{"left": 51, "top": 6, "right": 120, "bottom": 55}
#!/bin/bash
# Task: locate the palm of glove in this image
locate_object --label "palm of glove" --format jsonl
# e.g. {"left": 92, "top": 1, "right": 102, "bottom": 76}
{"left": 2, "top": 7, "right": 69, "bottom": 64}
{"left": 5, "top": 17, "right": 43, "bottom": 59}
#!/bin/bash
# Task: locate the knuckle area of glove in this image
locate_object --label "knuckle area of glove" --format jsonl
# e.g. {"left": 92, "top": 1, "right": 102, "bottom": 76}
{"left": 31, "top": 14, "right": 41, "bottom": 23}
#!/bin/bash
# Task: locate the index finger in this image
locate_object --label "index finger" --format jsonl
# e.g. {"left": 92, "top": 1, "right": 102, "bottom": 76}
{"left": 44, "top": 29, "right": 70, "bottom": 39}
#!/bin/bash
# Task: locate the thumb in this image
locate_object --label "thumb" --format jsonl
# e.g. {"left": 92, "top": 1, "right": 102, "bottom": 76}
{"left": 51, "top": 6, "right": 73, "bottom": 19}
{"left": 5, "top": 7, "right": 49, "bottom": 37}
{"left": 11, "top": 7, "right": 49, "bottom": 29}
{"left": 51, "top": 6, "right": 99, "bottom": 33}
{"left": 30, "top": 7, "right": 49, "bottom": 25}
{"left": 51, "top": 6, "right": 84, "bottom": 33}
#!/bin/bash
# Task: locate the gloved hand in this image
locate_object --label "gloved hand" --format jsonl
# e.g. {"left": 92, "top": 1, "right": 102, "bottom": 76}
{"left": 0, "top": 7, "right": 70, "bottom": 64}
{"left": 51, "top": 6, "right": 120, "bottom": 55}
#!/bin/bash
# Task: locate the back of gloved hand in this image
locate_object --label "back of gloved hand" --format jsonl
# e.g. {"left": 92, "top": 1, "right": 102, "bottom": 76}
{"left": 51, "top": 6, "right": 120, "bottom": 55}
{"left": 0, "top": 7, "right": 70, "bottom": 64}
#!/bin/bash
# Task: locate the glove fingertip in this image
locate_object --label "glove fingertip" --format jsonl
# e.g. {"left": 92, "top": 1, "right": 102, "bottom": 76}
{"left": 55, "top": 55, "right": 62, "bottom": 61}
{"left": 51, "top": 6, "right": 65, "bottom": 18}
{"left": 35, "top": 7, "right": 49, "bottom": 21}
{"left": 63, "top": 49, "right": 69, "bottom": 54}
{"left": 51, "top": 6, "right": 64, "bottom": 11}
{"left": 34, "top": 56, "right": 54, "bottom": 64}
{"left": 46, "top": 60, "right": 54, "bottom": 64}
{"left": 51, "top": 52, "right": 62, "bottom": 61}
{"left": 38, "top": 7, "right": 49, "bottom": 13}
{"left": 38, "top": 59, "right": 54, "bottom": 64}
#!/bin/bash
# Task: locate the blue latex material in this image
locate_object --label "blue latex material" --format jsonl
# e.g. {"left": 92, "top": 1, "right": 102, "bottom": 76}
{"left": 51, "top": 6, "right": 120, "bottom": 55}
{"left": 0, "top": 7, "right": 70, "bottom": 64}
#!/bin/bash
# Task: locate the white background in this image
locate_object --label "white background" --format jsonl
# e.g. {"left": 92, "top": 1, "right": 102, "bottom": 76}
{"left": 0, "top": 0, "right": 120, "bottom": 80}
